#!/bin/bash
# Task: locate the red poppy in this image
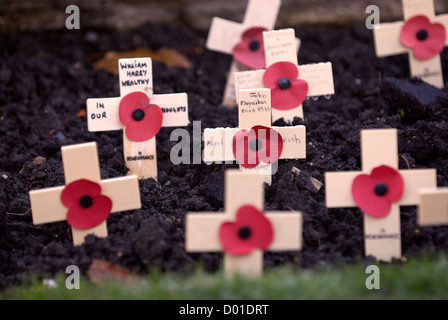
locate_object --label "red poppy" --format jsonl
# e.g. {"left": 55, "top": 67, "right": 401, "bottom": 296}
{"left": 219, "top": 205, "right": 273, "bottom": 255}
{"left": 400, "top": 15, "right": 446, "bottom": 60}
{"left": 232, "top": 125, "right": 283, "bottom": 168}
{"left": 61, "top": 179, "right": 113, "bottom": 230}
{"left": 119, "top": 91, "right": 163, "bottom": 142}
{"left": 232, "top": 27, "right": 268, "bottom": 70}
{"left": 351, "top": 165, "right": 404, "bottom": 218}
{"left": 263, "top": 61, "right": 308, "bottom": 110}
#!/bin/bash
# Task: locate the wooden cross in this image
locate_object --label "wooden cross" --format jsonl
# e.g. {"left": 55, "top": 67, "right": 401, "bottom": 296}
{"left": 206, "top": 0, "right": 284, "bottom": 107}
{"left": 29, "top": 142, "right": 141, "bottom": 245}
{"left": 325, "top": 129, "right": 436, "bottom": 262}
{"left": 418, "top": 187, "right": 448, "bottom": 226}
{"left": 203, "top": 88, "right": 306, "bottom": 185}
{"left": 86, "top": 57, "right": 189, "bottom": 180}
{"left": 234, "top": 28, "right": 334, "bottom": 123}
{"left": 373, "top": 0, "right": 448, "bottom": 88}
{"left": 185, "top": 169, "right": 302, "bottom": 277}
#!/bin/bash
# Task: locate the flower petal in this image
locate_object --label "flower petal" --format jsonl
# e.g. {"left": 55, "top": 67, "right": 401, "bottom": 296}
{"left": 119, "top": 92, "right": 150, "bottom": 126}
{"left": 66, "top": 195, "right": 112, "bottom": 230}
{"left": 263, "top": 61, "right": 299, "bottom": 89}
{"left": 400, "top": 15, "right": 447, "bottom": 60}
{"left": 232, "top": 27, "right": 267, "bottom": 70}
{"left": 124, "top": 104, "right": 163, "bottom": 142}
{"left": 61, "top": 179, "right": 102, "bottom": 208}
{"left": 219, "top": 222, "right": 254, "bottom": 255}
{"left": 270, "top": 79, "right": 308, "bottom": 110}
{"left": 235, "top": 205, "right": 273, "bottom": 251}
{"left": 252, "top": 125, "right": 283, "bottom": 164}
{"left": 218, "top": 205, "right": 273, "bottom": 255}
{"left": 241, "top": 27, "right": 266, "bottom": 42}
{"left": 400, "top": 15, "right": 429, "bottom": 48}
{"left": 232, "top": 128, "right": 259, "bottom": 168}
{"left": 370, "top": 165, "right": 404, "bottom": 203}
{"left": 352, "top": 174, "right": 392, "bottom": 218}
{"left": 413, "top": 23, "right": 446, "bottom": 60}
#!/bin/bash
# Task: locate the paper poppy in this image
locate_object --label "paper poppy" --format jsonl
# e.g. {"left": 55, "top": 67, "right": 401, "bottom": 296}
{"left": 219, "top": 205, "right": 273, "bottom": 255}
{"left": 119, "top": 91, "right": 163, "bottom": 142}
{"left": 262, "top": 61, "right": 308, "bottom": 110}
{"left": 232, "top": 125, "right": 283, "bottom": 168}
{"left": 400, "top": 15, "right": 446, "bottom": 60}
{"left": 61, "top": 179, "right": 113, "bottom": 230}
{"left": 351, "top": 165, "right": 404, "bottom": 218}
{"left": 232, "top": 27, "right": 268, "bottom": 69}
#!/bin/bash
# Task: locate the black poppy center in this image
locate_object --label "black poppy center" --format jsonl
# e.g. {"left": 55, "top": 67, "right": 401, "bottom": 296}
{"left": 79, "top": 195, "right": 93, "bottom": 208}
{"left": 249, "top": 138, "right": 262, "bottom": 151}
{"left": 249, "top": 40, "right": 260, "bottom": 51}
{"left": 238, "top": 226, "right": 252, "bottom": 239}
{"left": 278, "top": 77, "right": 291, "bottom": 90}
{"left": 417, "top": 29, "right": 428, "bottom": 41}
{"left": 132, "top": 108, "right": 145, "bottom": 121}
{"left": 374, "top": 183, "right": 388, "bottom": 196}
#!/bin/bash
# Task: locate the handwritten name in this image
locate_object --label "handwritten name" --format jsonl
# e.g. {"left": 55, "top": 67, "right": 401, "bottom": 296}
{"left": 161, "top": 106, "right": 187, "bottom": 113}
{"left": 119, "top": 61, "right": 148, "bottom": 70}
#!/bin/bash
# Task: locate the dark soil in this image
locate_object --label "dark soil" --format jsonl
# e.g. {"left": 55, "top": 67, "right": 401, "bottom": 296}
{"left": 1, "top": 22, "right": 448, "bottom": 289}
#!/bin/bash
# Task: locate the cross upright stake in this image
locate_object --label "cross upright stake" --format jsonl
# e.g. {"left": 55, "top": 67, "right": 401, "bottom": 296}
{"left": 206, "top": 0, "right": 285, "bottom": 107}
{"left": 186, "top": 169, "right": 302, "bottom": 277}
{"left": 373, "top": 0, "right": 448, "bottom": 88}
{"left": 418, "top": 187, "right": 448, "bottom": 226}
{"left": 325, "top": 129, "right": 436, "bottom": 261}
{"left": 87, "top": 57, "right": 189, "bottom": 180}
{"left": 234, "top": 28, "right": 334, "bottom": 123}
{"left": 29, "top": 142, "right": 141, "bottom": 245}
{"left": 203, "top": 88, "right": 306, "bottom": 185}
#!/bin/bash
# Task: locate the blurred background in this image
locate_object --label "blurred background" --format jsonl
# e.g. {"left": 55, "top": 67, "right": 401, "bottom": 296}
{"left": 0, "top": 0, "right": 447, "bottom": 33}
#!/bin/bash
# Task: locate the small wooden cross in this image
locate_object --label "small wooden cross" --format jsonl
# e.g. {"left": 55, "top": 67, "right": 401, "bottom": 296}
{"left": 203, "top": 88, "right": 306, "bottom": 185}
{"left": 234, "top": 28, "right": 334, "bottom": 123}
{"left": 418, "top": 187, "right": 448, "bottom": 226}
{"left": 325, "top": 129, "right": 436, "bottom": 262}
{"left": 186, "top": 169, "right": 302, "bottom": 277}
{"left": 87, "top": 57, "right": 189, "bottom": 180}
{"left": 29, "top": 142, "right": 141, "bottom": 245}
{"left": 373, "top": 0, "right": 448, "bottom": 88}
{"left": 206, "top": 0, "right": 288, "bottom": 107}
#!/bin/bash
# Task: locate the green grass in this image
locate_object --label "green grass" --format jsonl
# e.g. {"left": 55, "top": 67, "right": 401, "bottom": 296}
{"left": 2, "top": 252, "right": 448, "bottom": 300}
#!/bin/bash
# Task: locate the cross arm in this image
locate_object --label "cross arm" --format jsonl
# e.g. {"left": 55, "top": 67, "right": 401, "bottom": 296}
{"left": 266, "top": 212, "right": 302, "bottom": 251}
{"left": 399, "top": 169, "right": 437, "bottom": 205}
{"left": 418, "top": 187, "right": 448, "bottom": 226}
{"left": 373, "top": 21, "right": 406, "bottom": 57}
{"left": 234, "top": 70, "right": 265, "bottom": 102}
{"left": 153, "top": 93, "right": 189, "bottom": 127}
{"left": 29, "top": 186, "right": 66, "bottom": 225}
{"left": 274, "top": 125, "right": 306, "bottom": 160}
{"left": 100, "top": 175, "right": 141, "bottom": 213}
{"left": 299, "top": 62, "right": 334, "bottom": 97}
{"left": 185, "top": 211, "right": 302, "bottom": 252}
{"left": 206, "top": 17, "right": 244, "bottom": 54}
{"left": 185, "top": 213, "right": 226, "bottom": 252}
{"left": 203, "top": 127, "right": 239, "bottom": 163}
{"left": 325, "top": 171, "right": 359, "bottom": 208}
{"left": 86, "top": 97, "right": 122, "bottom": 132}
{"left": 371, "top": 15, "right": 448, "bottom": 57}
{"left": 435, "top": 14, "right": 448, "bottom": 46}
{"left": 243, "top": 0, "right": 280, "bottom": 29}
